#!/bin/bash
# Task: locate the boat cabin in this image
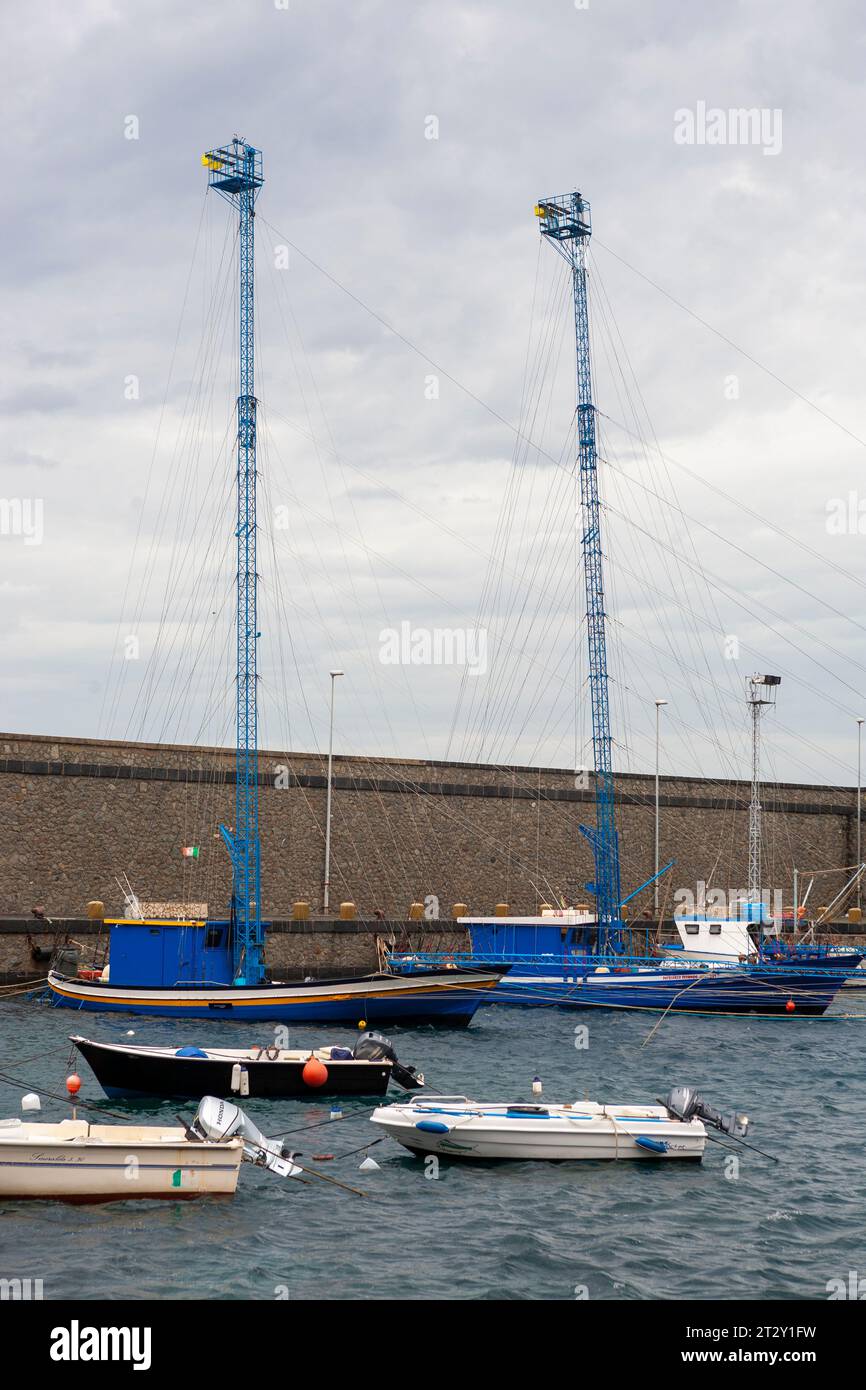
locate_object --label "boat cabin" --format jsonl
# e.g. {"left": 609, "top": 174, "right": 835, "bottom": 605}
{"left": 461, "top": 910, "right": 599, "bottom": 958}
{"left": 105, "top": 918, "right": 251, "bottom": 987}
{"left": 666, "top": 917, "right": 756, "bottom": 961}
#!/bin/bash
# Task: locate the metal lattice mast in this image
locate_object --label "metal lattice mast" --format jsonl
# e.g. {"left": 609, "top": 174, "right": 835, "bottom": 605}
{"left": 203, "top": 138, "right": 265, "bottom": 984}
{"left": 536, "top": 192, "right": 622, "bottom": 944}
{"left": 746, "top": 674, "right": 780, "bottom": 911}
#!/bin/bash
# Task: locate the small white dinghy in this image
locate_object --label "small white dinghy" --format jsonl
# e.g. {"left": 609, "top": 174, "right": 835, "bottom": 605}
{"left": 0, "top": 1094, "right": 301, "bottom": 1201}
{"left": 371, "top": 1086, "right": 749, "bottom": 1163}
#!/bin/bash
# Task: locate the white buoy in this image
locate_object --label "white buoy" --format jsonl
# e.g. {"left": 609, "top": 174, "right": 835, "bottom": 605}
{"left": 21, "top": 1093, "right": 40, "bottom": 1113}
{"left": 125, "top": 1030, "right": 135, "bottom": 1036}
{"left": 532, "top": 1075, "right": 542, "bottom": 1096}
{"left": 330, "top": 1106, "right": 343, "bottom": 1120}
{"left": 230, "top": 1064, "right": 250, "bottom": 1097}
{"left": 359, "top": 1156, "right": 380, "bottom": 1172}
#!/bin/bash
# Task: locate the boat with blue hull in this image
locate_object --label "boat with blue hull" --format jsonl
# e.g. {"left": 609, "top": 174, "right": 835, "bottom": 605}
{"left": 46, "top": 967, "right": 501, "bottom": 1025}
{"left": 395, "top": 953, "right": 845, "bottom": 1015}
{"left": 41, "top": 139, "right": 506, "bottom": 1029}
{"left": 391, "top": 911, "right": 849, "bottom": 1015}
{"left": 399, "top": 195, "right": 851, "bottom": 1021}
{"left": 46, "top": 970, "right": 502, "bottom": 1025}
{"left": 46, "top": 917, "right": 502, "bottom": 1025}
{"left": 484, "top": 960, "right": 844, "bottom": 1015}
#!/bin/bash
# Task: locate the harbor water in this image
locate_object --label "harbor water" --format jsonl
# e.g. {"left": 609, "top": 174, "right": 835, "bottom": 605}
{"left": 2, "top": 996, "right": 864, "bottom": 1301}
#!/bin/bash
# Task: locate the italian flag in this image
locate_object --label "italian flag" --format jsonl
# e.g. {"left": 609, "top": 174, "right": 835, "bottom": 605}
{"left": 180, "top": 846, "right": 200, "bottom": 859}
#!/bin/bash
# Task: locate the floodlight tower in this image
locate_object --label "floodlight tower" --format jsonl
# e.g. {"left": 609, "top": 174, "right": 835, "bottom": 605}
{"left": 747, "top": 674, "right": 781, "bottom": 912}
{"left": 535, "top": 192, "right": 622, "bottom": 946}
{"left": 203, "top": 137, "right": 265, "bottom": 984}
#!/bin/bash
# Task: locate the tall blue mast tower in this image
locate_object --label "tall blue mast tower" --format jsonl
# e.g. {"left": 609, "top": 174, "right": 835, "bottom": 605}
{"left": 203, "top": 137, "right": 265, "bottom": 984}
{"left": 536, "top": 192, "right": 623, "bottom": 947}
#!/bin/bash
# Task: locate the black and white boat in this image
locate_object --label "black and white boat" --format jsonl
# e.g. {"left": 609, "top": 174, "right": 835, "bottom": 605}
{"left": 72, "top": 1031, "right": 424, "bottom": 1100}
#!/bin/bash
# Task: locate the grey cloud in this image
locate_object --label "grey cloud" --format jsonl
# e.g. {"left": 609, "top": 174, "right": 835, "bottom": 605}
{"left": 2, "top": 0, "right": 863, "bottom": 791}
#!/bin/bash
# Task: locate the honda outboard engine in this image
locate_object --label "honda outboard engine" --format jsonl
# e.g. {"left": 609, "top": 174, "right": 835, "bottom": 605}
{"left": 664, "top": 1085, "right": 749, "bottom": 1139}
{"left": 353, "top": 1031, "right": 424, "bottom": 1090}
{"left": 190, "top": 1096, "right": 301, "bottom": 1176}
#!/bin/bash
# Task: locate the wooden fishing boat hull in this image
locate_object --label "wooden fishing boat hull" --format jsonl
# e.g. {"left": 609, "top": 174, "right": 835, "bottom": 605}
{"left": 0, "top": 1118, "right": 243, "bottom": 1201}
{"left": 72, "top": 1036, "right": 398, "bottom": 1099}
{"left": 47, "top": 967, "right": 502, "bottom": 1025}
{"left": 372, "top": 1099, "right": 707, "bottom": 1161}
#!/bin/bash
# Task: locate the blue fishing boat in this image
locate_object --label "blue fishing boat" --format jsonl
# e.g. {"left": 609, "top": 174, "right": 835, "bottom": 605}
{"left": 47, "top": 929, "right": 503, "bottom": 1025}
{"left": 394, "top": 911, "right": 847, "bottom": 1016}
{"left": 45, "top": 138, "right": 503, "bottom": 1028}
{"left": 393, "top": 191, "right": 848, "bottom": 1020}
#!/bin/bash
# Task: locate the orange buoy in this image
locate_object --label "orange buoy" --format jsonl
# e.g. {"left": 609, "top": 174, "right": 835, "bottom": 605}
{"left": 66, "top": 1074, "right": 81, "bottom": 1095}
{"left": 785, "top": 999, "right": 796, "bottom": 1013}
{"left": 302, "top": 1055, "right": 328, "bottom": 1088}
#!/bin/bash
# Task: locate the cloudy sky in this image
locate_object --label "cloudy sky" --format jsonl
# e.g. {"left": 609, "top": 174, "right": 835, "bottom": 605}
{"left": 4, "top": 0, "right": 866, "bottom": 791}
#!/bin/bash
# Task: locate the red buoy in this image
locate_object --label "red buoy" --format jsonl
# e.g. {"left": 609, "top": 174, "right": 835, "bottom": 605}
{"left": 785, "top": 999, "right": 796, "bottom": 1013}
{"left": 302, "top": 1055, "right": 328, "bottom": 1088}
{"left": 66, "top": 1074, "right": 81, "bottom": 1095}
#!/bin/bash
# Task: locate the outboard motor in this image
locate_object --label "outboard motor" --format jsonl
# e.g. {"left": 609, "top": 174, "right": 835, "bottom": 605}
{"left": 353, "top": 1031, "right": 424, "bottom": 1090}
{"left": 664, "top": 1085, "right": 749, "bottom": 1139}
{"left": 190, "top": 1096, "right": 301, "bottom": 1177}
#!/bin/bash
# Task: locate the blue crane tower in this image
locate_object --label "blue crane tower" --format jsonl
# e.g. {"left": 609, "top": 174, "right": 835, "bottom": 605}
{"left": 203, "top": 138, "right": 266, "bottom": 984}
{"left": 535, "top": 192, "right": 623, "bottom": 948}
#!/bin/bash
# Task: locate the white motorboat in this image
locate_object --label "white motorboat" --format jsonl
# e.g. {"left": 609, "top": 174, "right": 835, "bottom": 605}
{"left": 0, "top": 1095, "right": 300, "bottom": 1201}
{"left": 371, "top": 1086, "right": 749, "bottom": 1163}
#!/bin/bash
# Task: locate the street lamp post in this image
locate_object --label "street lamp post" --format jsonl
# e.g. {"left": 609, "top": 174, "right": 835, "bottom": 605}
{"left": 654, "top": 699, "right": 668, "bottom": 917}
{"left": 323, "top": 669, "right": 344, "bottom": 914}
{"left": 858, "top": 718, "right": 864, "bottom": 911}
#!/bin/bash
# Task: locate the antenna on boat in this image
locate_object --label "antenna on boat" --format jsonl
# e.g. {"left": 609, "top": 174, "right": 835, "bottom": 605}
{"left": 535, "top": 193, "right": 622, "bottom": 950}
{"left": 746, "top": 674, "right": 781, "bottom": 917}
{"left": 203, "top": 137, "right": 266, "bottom": 985}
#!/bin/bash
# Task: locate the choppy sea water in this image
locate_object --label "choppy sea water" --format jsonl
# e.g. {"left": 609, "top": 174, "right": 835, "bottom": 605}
{"left": 1, "top": 993, "right": 865, "bottom": 1301}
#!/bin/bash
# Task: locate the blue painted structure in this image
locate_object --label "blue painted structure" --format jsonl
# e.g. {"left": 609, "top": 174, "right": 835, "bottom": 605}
{"left": 52, "top": 993, "right": 492, "bottom": 1026}
{"left": 469, "top": 916, "right": 601, "bottom": 959}
{"left": 45, "top": 138, "right": 507, "bottom": 1026}
{"left": 203, "top": 138, "right": 266, "bottom": 986}
{"left": 105, "top": 919, "right": 239, "bottom": 987}
{"left": 536, "top": 193, "right": 622, "bottom": 947}
{"left": 393, "top": 946, "right": 847, "bottom": 1015}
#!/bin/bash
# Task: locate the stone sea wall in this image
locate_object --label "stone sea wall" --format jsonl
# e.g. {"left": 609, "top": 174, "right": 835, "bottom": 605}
{"left": 1, "top": 732, "right": 860, "bottom": 929}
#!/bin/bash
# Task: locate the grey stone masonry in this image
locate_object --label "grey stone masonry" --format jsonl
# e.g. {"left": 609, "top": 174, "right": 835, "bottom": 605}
{"left": 1, "top": 731, "right": 860, "bottom": 924}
